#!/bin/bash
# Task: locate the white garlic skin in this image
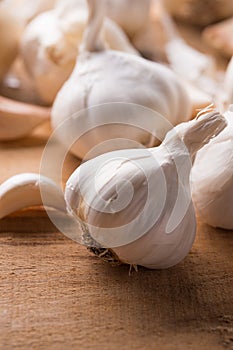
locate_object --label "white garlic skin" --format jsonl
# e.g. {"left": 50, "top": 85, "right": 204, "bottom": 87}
{"left": 105, "top": 0, "right": 151, "bottom": 38}
{"left": 191, "top": 111, "right": 233, "bottom": 230}
{"left": 20, "top": 1, "right": 137, "bottom": 105}
{"left": 52, "top": 50, "right": 192, "bottom": 159}
{"left": 0, "top": 7, "right": 20, "bottom": 81}
{"left": 65, "top": 112, "right": 226, "bottom": 268}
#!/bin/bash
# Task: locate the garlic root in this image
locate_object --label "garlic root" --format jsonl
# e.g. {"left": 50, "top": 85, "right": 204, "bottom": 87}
{"left": 0, "top": 173, "right": 66, "bottom": 219}
{"left": 0, "top": 95, "right": 50, "bottom": 141}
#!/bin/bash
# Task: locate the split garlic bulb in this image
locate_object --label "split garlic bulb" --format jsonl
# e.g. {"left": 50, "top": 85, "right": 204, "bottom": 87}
{"left": 191, "top": 109, "right": 233, "bottom": 230}
{"left": 105, "top": 0, "right": 151, "bottom": 38}
{"left": 20, "top": 0, "right": 137, "bottom": 105}
{"left": 163, "top": 0, "right": 233, "bottom": 27}
{"left": 65, "top": 112, "right": 226, "bottom": 268}
{"left": 52, "top": 0, "right": 192, "bottom": 159}
{"left": 0, "top": 7, "right": 20, "bottom": 81}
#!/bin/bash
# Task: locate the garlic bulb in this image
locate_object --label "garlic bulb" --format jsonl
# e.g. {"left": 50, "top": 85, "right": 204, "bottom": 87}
{"left": 104, "top": 0, "right": 151, "bottom": 38}
{"left": 20, "top": 0, "right": 138, "bottom": 105}
{"left": 163, "top": 0, "right": 233, "bottom": 27}
{"left": 52, "top": 0, "right": 192, "bottom": 160}
{"left": 0, "top": 173, "right": 66, "bottom": 219}
{"left": 0, "top": 7, "right": 20, "bottom": 81}
{"left": 191, "top": 109, "right": 233, "bottom": 230}
{"left": 65, "top": 112, "right": 226, "bottom": 268}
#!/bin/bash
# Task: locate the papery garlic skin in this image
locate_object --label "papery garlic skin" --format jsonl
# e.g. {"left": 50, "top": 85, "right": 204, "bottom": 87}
{"left": 191, "top": 111, "right": 233, "bottom": 230}
{"left": 20, "top": 0, "right": 138, "bottom": 105}
{"left": 105, "top": 0, "right": 151, "bottom": 38}
{"left": 0, "top": 7, "right": 20, "bottom": 81}
{"left": 65, "top": 112, "right": 226, "bottom": 268}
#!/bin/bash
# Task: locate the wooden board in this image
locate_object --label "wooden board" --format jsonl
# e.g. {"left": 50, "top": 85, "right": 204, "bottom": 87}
{"left": 0, "top": 123, "right": 233, "bottom": 350}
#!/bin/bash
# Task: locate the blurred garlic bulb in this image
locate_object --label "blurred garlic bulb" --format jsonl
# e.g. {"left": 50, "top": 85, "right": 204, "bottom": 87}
{"left": 191, "top": 109, "right": 233, "bottom": 230}
{"left": 20, "top": 0, "right": 137, "bottom": 105}
{"left": 163, "top": 0, "right": 233, "bottom": 27}
{"left": 0, "top": 7, "right": 20, "bottom": 81}
{"left": 65, "top": 112, "right": 226, "bottom": 268}
{"left": 52, "top": 0, "right": 191, "bottom": 159}
{"left": 1, "top": 0, "right": 57, "bottom": 26}
{"left": 105, "top": 0, "right": 151, "bottom": 38}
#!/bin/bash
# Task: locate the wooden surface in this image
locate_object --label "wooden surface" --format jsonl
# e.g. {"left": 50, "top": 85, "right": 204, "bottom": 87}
{"left": 0, "top": 124, "right": 233, "bottom": 350}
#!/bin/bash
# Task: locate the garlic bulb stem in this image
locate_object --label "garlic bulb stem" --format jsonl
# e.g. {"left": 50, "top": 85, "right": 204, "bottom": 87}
{"left": 81, "top": 0, "right": 105, "bottom": 53}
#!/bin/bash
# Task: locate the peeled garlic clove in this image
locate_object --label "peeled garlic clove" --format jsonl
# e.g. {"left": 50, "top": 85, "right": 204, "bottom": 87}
{"left": 20, "top": 1, "right": 138, "bottom": 105}
{"left": 0, "top": 173, "right": 66, "bottom": 219}
{"left": 52, "top": 0, "right": 192, "bottom": 159}
{"left": 105, "top": 0, "right": 151, "bottom": 38}
{"left": 0, "top": 95, "right": 50, "bottom": 141}
{"left": 0, "top": 7, "right": 20, "bottom": 81}
{"left": 191, "top": 110, "right": 233, "bottom": 230}
{"left": 65, "top": 111, "right": 226, "bottom": 269}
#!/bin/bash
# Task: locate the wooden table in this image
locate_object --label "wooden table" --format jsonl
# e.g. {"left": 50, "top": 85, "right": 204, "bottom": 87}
{"left": 0, "top": 122, "right": 232, "bottom": 350}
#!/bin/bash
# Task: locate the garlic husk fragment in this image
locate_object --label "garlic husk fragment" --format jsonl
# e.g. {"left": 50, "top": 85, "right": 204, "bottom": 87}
{"left": 191, "top": 110, "right": 233, "bottom": 230}
{"left": 52, "top": 0, "right": 191, "bottom": 160}
{"left": 0, "top": 96, "right": 50, "bottom": 141}
{"left": 65, "top": 112, "right": 226, "bottom": 269}
{"left": 0, "top": 7, "right": 20, "bottom": 81}
{"left": 0, "top": 173, "right": 66, "bottom": 219}
{"left": 104, "top": 0, "right": 151, "bottom": 38}
{"left": 20, "top": 0, "right": 138, "bottom": 105}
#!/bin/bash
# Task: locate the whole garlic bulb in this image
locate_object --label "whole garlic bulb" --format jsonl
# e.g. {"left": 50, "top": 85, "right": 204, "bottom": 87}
{"left": 65, "top": 112, "right": 226, "bottom": 268}
{"left": 0, "top": 7, "right": 20, "bottom": 81}
{"left": 105, "top": 0, "right": 151, "bottom": 38}
{"left": 191, "top": 109, "right": 233, "bottom": 230}
{"left": 52, "top": 0, "right": 192, "bottom": 159}
{"left": 163, "top": 0, "right": 233, "bottom": 27}
{"left": 20, "top": 0, "right": 138, "bottom": 105}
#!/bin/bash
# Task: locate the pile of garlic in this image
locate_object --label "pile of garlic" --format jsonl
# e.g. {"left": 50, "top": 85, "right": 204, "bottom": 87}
{"left": 0, "top": 0, "right": 233, "bottom": 272}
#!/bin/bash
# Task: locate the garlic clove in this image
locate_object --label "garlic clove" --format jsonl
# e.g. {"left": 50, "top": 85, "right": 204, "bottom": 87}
{"left": 191, "top": 110, "right": 233, "bottom": 230}
{"left": 65, "top": 111, "right": 226, "bottom": 268}
{"left": 0, "top": 95, "right": 50, "bottom": 140}
{"left": 0, "top": 173, "right": 66, "bottom": 219}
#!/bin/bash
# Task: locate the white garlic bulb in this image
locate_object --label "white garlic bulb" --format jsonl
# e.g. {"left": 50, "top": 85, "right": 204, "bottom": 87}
{"left": 105, "top": 0, "right": 151, "bottom": 38}
{"left": 0, "top": 113, "right": 226, "bottom": 268}
{"left": 65, "top": 112, "right": 226, "bottom": 268}
{"left": 191, "top": 109, "right": 233, "bottom": 230}
{"left": 0, "top": 7, "right": 20, "bottom": 81}
{"left": 51, "top": 0, "right": 192, "bottom": 160}
{"left": 20, "top": 0, "right": 138, "bottom": 105}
